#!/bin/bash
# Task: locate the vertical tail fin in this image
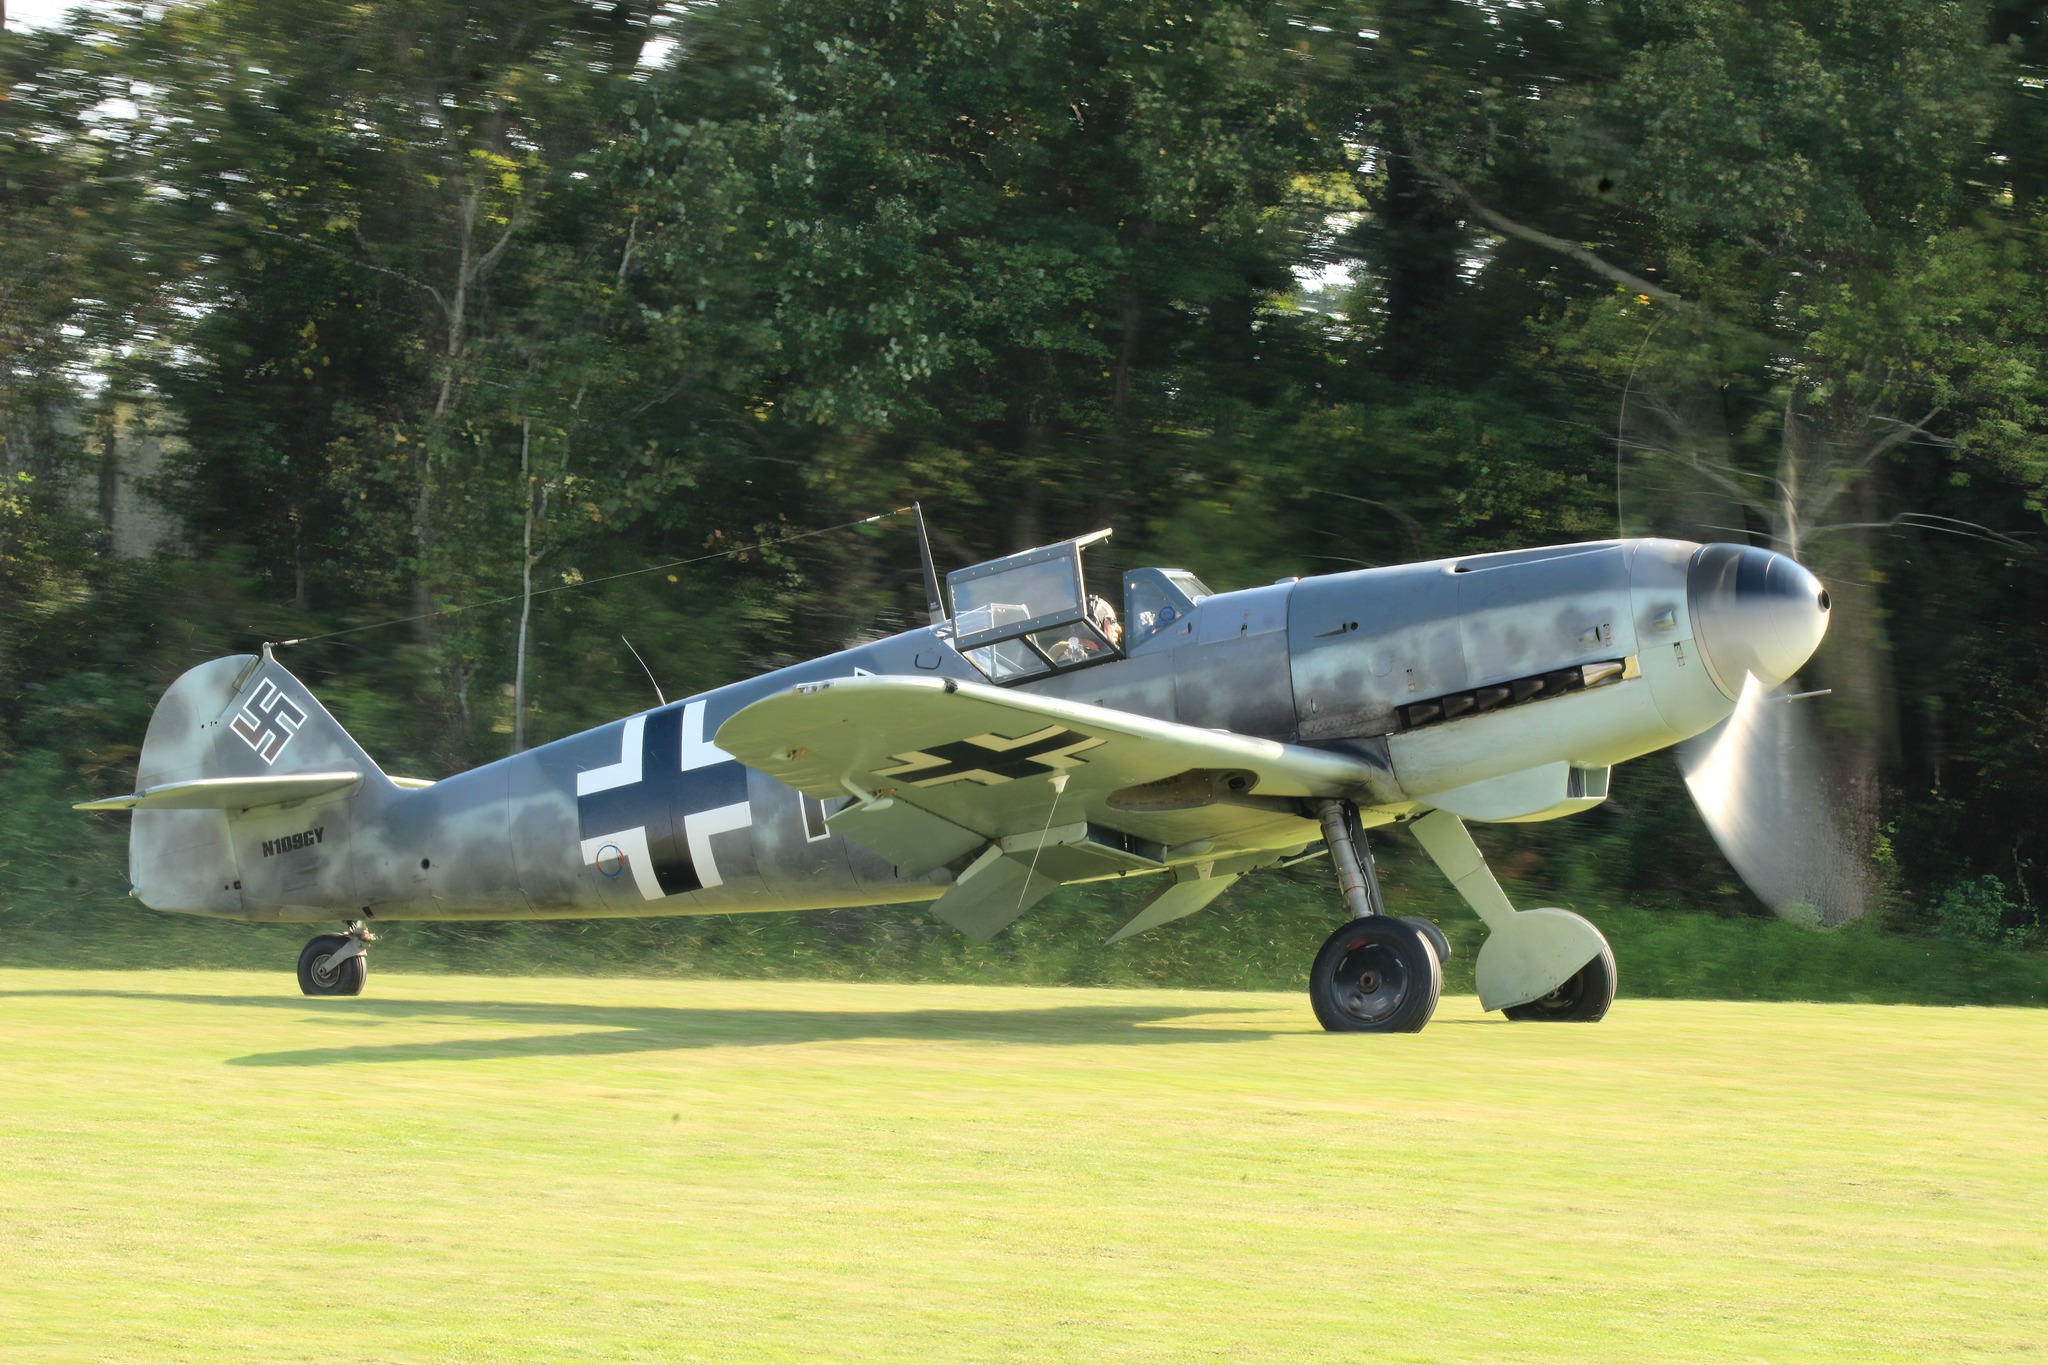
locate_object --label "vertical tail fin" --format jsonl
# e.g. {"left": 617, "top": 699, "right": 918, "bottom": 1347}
{"left": 124, "top": 649, "right": 392, "bottom": 918}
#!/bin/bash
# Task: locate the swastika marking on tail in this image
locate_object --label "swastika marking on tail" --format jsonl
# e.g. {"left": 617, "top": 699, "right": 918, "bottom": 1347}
{"left": 231, "top": 679, "right": 308, "bottom": 765}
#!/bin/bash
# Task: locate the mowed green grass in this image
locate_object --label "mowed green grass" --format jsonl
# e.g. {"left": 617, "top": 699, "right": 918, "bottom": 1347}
{"left": 1, "top": 972, "right": 2043, "bottom": 1364}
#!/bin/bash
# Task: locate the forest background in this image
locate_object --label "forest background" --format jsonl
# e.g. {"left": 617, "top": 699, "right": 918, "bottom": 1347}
{"left": 3, "top": 0, "right": 2045, "bottom": 999}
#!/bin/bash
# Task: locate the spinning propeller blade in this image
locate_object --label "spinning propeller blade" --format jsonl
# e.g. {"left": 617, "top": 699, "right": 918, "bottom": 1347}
{"left": 1680, "top": 673, "right": 1866, "bottom": 925}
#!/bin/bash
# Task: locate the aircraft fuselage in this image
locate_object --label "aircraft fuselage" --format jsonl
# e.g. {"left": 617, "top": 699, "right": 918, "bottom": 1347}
{"left": 132, "top": 536, "right": 1820, "bottom": 923}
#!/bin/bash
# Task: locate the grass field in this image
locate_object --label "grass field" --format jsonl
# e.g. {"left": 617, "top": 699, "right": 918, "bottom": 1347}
{"left": 2, "top": 971, "right": 2043, "bottom": 1363}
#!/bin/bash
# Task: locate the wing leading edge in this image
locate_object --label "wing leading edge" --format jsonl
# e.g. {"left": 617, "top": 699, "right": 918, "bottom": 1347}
{"left": 716, "top": 675, "right": 1401, "bottom": 940}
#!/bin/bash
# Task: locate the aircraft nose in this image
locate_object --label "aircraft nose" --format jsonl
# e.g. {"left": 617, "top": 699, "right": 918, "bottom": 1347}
{"left": 1686, "top": 544, "right": 1830, "bottom": 699}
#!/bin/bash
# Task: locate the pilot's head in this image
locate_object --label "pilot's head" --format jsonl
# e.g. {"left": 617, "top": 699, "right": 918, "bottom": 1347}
{"left": 1087, "top": 594, "right": 1123, "bottom": 647}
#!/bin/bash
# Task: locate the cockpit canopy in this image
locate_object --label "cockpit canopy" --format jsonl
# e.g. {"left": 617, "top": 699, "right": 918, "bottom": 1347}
{"left": 942, "top": 530, "right": 1212, "bottom": 683}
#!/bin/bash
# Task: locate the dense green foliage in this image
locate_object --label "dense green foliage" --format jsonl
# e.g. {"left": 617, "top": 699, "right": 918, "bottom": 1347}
{"left": 3, "top": 1, "right": 2045, "bottom": 982}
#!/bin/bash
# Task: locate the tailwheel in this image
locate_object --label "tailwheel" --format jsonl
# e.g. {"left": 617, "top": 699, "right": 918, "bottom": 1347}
{"left": 1309, "top": 916, "right": 1442, "bottom": 1033}
{"left": 1502, "top": 945, "right": 1616, "bottom": 1022}
{"left": 297, "top": 930, "right": 369, "bottom": 997}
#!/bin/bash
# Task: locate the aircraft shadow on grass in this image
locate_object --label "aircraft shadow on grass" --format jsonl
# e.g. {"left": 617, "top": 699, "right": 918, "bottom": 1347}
{"left": 0, "top": 989, "right": 1279, "bottom": 1066}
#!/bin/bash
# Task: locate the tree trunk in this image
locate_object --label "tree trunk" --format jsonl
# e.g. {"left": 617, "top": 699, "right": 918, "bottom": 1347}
{"left": 1375, "top": 147, "right": 1463, "bottom": 376}
{"left": 291, "top": 504, "right": 308, "bottom": 611}
{"left": 1774, "top": 398, "right": 1900, "bottom": 911}
{"left": 512, "top": 416, "right": 534, "bottom": 754}
{"left": 1008, "top": 354, "right": 1058, "bottom": 551}
{"left": 413, "top": 185, "right": 481, "bottom": 644}
{"left": 95, "top": 410, "right": 119, "bottom": 551}
{"left": 1113, "top": 291, "right": 1139, "bottom": 417}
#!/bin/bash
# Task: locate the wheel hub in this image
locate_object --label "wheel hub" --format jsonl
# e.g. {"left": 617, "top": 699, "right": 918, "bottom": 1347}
{"left": 1335, "top": 944, "right": 1407, "bottom": 1025}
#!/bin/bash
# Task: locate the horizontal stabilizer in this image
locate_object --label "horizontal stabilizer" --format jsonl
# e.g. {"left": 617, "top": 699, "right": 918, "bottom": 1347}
{"left": 74, "top": 771, "right": 362, "bottom": 813}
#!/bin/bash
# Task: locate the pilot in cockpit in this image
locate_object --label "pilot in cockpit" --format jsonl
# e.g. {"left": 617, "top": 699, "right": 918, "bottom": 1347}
{"left": 1046, "top": 595, "right": 1123, "bottom": 664}
{"left": 1089, "top": 594, "right": 1123, "bottom": 649}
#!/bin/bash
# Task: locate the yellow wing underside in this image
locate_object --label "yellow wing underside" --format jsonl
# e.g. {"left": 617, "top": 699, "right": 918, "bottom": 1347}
{"left": 716, "top": 675, "right": 1391, "bottom": 877}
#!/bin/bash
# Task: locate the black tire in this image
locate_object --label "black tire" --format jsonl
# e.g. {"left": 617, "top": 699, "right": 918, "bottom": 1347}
{"left": 1502, "top": 945, "right": 1615, "bottom": 1022}
{"left": 1396, "top": 915, "right": 1452, "bottom": 964}
{"left": 1310, "top": 917, "right": 1442, "bottom": 1033}
{"left": 297, "top": 934, "right": 368, "bottom": 997}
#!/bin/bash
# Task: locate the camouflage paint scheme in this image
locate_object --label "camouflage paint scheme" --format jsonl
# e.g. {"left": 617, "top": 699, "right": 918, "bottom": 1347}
{"left": 102, "top": 537, "right": 1825, "bottom": 962}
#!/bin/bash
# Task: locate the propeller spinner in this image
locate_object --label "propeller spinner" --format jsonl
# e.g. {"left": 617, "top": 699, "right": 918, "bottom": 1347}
{"left": 1679, "top": 546, "right": 1861, "bottom": 924}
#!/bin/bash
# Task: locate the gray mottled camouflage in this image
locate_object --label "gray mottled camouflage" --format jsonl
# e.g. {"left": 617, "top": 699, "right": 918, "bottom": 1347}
{"left": 106, "top": 536, "right": 1819, "bottom": 930}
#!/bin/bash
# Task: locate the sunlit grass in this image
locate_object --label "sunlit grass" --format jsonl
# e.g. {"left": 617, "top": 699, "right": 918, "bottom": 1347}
{"left": 2, "top": 971, "right": 2043, "bottom": 1362}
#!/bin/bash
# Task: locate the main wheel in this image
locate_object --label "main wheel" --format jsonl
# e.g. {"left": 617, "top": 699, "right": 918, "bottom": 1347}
{"left": 1502, "top": 945, "right": 1615, "bottom": 1022}
{"left": 297, "top": 934, "right": 367, "bottom": 997}
{"left": 1310, "top": 917, "right": 1442, "bottom": 1033}
{"left": 1395, "top": 915, "right": 1452, "bottom": 963}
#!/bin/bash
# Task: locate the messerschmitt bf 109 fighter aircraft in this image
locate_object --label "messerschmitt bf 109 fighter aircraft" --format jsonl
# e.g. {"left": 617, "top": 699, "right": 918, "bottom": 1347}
{"left": 78, "top": 524, "right": 1829, "bottom": 1032}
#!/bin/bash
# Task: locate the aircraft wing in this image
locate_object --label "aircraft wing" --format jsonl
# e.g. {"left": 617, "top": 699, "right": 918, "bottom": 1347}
{"left": 717, "top": 675, "right": 1395, "bottom": 939}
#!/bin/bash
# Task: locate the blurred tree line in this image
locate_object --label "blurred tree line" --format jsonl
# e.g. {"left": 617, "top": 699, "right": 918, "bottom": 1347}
{"left": 3, "top": 0, "right": 2045, "bottom": 949}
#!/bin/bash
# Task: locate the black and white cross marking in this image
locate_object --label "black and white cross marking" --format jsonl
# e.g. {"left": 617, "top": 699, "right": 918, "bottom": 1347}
{"left": 577, "top": 699, "right": 753, "bottom": 901}
{"left": 873, "top": 725, "right": 1105, "bottom": 787}
{"left": 230, "top": 678, "right": 308, "bottom": 766}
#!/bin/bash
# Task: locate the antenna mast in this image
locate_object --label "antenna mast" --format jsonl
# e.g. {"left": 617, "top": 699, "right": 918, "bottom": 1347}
{"left": 915, "top": 502, "right": 948, "bottom": 625}
{"left": 620, "top": 636, "right": 666, "bottom": 706}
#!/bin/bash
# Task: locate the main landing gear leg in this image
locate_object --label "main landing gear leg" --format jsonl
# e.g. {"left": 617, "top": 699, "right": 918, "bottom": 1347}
{"left": 1308, "top": 800, "right": 1443, "bottom": 1033}
{"left": 298, "top": 920, "right": 374, "bottom": 997}
{"left": 1318, "top": 798, "right": 1383, "bottom": 919}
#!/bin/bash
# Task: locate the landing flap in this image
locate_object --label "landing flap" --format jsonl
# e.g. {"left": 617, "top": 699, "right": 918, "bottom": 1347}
{"left": 1108, "top": 869, "right": 1236, "bottom": 944}
{"left": 1106, "top": 853, "right": 1265, "bottom": 943}
{"left": 929, "top": 846, "right": 1062, "bottom": 942}
{"left": 826, "top": 795, "right": 985, "bottom": 876}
